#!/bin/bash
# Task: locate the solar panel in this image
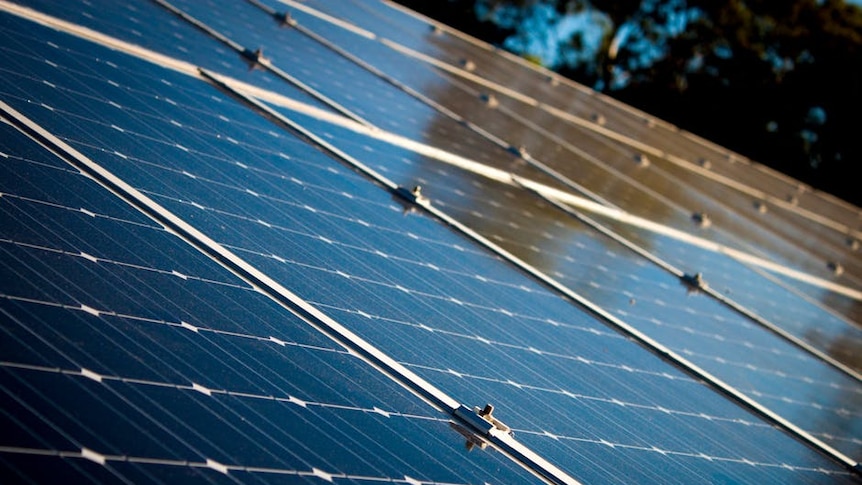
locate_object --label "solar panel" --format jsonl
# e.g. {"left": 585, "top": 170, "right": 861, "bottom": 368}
{"left": 1, "top": 0, "right": 861, "bottom": 483}
{"left": 264, "top": 108, "right": 862, "bottom": 457}
{"left": 12, "top": 0, "right": 360, "bottom": 120}
{"left": 244, "top": 2, "right": 862, "bottom": 307}
{"left": 0, "top": 119, "right": 548, "bottom": 484}
{"left": 583, "top": 214, "right": 862, "bottom": 365}
{"left": 242, "top": 0, "right": 862, "bottom": 357}
{"left": 290, "top": 1, "right": 861, "bottom": 283}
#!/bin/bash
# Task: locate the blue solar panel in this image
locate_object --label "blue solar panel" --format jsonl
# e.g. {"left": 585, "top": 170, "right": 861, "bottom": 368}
{"left": 257, "top": 106, "right": 862, "bottom": 458}
{"left": 1, "top": 1, "right": 861, "bottom": 483}
{"left": 242, "top": 0, "right": 862, "bottom": 370}
{"left": 589, "top": 214, "right": 862, "bottom": 367}
{"left": 0, "top": 90, "right": 545, "bottom": 485}
{"left": 10, "top": 0, "right": 352, "bottom": 117}
{"left": 269, "top": 0, "right": 862, "bottom": 297}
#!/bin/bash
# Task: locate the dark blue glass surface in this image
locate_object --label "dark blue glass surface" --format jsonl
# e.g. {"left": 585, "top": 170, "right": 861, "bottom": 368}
{"left": 253, "top": 0, "right": 862, "bottom": 370}
{"left": 598, "top": 213, "right": 862, "bottom": 370}
{"left": 278, "top": 0, "right": 862, "bottom": 319}
{"left": 1, "top": 5, "right": 859, "bottom": 485}
{"left": 9, "top": 0, "right": 342, "bottom": 115}
{"left": 160, "top": 0, "right": 557, "bottom": 184}
{"left": 0, "top": 116, "right": 542, "bottom": 482}
{"left": 295, "top": 0, "right": 862, "bottom": 237}
{"left": 260, "top": 108, "right": 862, "bottom": 459}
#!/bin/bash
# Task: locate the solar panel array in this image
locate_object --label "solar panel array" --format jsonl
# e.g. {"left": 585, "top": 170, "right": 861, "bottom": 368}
{"left": 1, "top": 0, "right": 860, "bottom": 483}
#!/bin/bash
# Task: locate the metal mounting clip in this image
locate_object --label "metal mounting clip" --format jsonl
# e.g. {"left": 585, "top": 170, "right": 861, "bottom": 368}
{"left": 507, "top": 144, "right": 529, "bottom": 159}
{"left": 395, "top": 185, "right": 429, "bottom": 205}
{"left": 476, "top": 403, "right": 512, "bottom": 434}
{"left": 274, "top": 11, "right": 297, "bottom": 27}
{"left": 680, "top": 272, "right": 707, "bottom": 293}
{"left": 241, "top": 47, "right": 268, "bottom": 69}
{"left": 392, "top": 185, "right": 430, "bottom": 216}
{"left": 451, "top": 403, "right": 514, "bottom": 451}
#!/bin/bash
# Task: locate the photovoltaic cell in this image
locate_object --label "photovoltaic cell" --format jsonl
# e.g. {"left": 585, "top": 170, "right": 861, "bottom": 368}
{"left": 299, "top": 0, "right": 861, "bottom": 232}
{"left": 264, "top": 108, "right": 862, "bottom": 458}
{"left": 0, "top": 83, "right": 545, "bottom": 485}
{"left": 2, "top": 1, "right": 861, "bottom": 483}
{"left": 267, "top": 100, "right": 862, "bottom": 372}
{"left": 258, "top": 1, "right": 862, "bottom": 350}
{"left": 154, "top": 0, "right": 576, "bottom": 192}
{"left": 280, "top": 0, "right": 862, "bottom": 294}
{"left": 275, "top": 3, "right": 862, "bottom": 291}
{"left": 10, "top": 0, "right": 347, "bottom": 116}
{"left": 2, "top": 11, "right": 857, "bottom": 484}
{"left": 482, "top": 99, "right": 862, "bottom": 285}
{"left": 294, "top": 0, "right": 549, "bottom": 90}
{"left": 592, "top": 212, "right": 862, "bottom": 372}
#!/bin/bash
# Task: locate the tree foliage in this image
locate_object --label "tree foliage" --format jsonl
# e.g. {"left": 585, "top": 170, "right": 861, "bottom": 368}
{"left": 396, "top": 0, "right": 862, "bottom": 205}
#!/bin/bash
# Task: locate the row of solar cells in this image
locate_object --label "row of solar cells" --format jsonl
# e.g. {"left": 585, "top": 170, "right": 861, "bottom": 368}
{"left": 0, "top": 0, "right": 859, "bottom": 483}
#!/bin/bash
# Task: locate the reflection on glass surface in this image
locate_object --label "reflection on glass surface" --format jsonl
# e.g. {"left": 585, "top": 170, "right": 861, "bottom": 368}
{"left": 281, "top": 0, "right": 862, "bottom": 307}
{"left": 269, "top": 106, "right": 862, "bottom": 458}
{"left": 2, "top": 1, "right": 861, "bottom": 482}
